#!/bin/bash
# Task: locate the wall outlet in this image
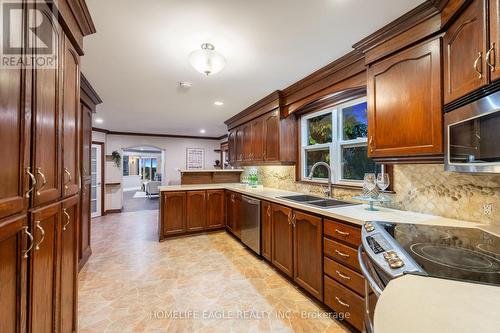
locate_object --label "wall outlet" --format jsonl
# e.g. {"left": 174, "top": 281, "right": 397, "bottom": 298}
{"left": 483, "top": 203, "right": 493, "bottom": 216}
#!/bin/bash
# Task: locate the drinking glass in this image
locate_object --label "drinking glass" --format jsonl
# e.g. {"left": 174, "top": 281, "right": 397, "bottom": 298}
{"left": 376, "top": 173, "right": 390, "bottom": 198}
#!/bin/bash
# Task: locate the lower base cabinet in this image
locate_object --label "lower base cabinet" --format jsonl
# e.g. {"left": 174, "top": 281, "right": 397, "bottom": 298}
{"left": 261, "top": 201, "right": 272, "bottom": 261}
{"left": 0, "top": 215, "right": 28, "bottom": 333}
{"left": 324, "top": 276, "right": 364, "bottom": 332}
{"left": 160, "top": 190, "right": 227, "bottom": 240}
{"left": 225, "top": 191, "right": 241, "bottom": 238}
{"left": 271, "top": 204, "right": 294, "bottom": 278}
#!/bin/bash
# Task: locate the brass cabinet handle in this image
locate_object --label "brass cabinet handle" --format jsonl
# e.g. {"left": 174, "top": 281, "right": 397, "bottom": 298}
{"left": 23, "top": 227, "right": 34, "bottom": 259}
{"left": 63, "top": 208, "right": 70, "bottom": 231}
{"left": 64, "top": 168, "right": 72, "bottom": 190}
{"left": 267, "top": 205, "right": 271, "bottom": 217}
{"left": 36, "top": 167, "right": 47, "bottom": 196}
{"left": 335, "top": 270, "right": 351, "bottom": 280}
{"left": 288, "top": 211, "right": 293, "bottom": 225}
{"left": 335, "top": 249, "right": 350, "bottom": 258}
{"left": 474, "top": 52, "right": 483, "bottom": 79}
{"left": 35, "top": 221, "right": 45, "bottom": 250}
{"left": 486, "top": 43, "right": 496, "bottom": 71}
{"left": 335, "top": 229, "right": 350, "bottom": 237}
{"left": 335, "top": 297, "right": 350, "bottom": 308}
{"left": 369, "top": 136, "right": 375, "bottom": 153}
{"left": 292, "top": 213, "right": 296, "bottom": 227}
{"left": 25, "top": 167, "right": 37, "bottom": 198}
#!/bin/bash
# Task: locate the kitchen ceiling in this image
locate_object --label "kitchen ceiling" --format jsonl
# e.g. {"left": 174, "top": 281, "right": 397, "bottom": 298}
{"left": 82, "top": 0, "right": 425, "bottom": 137}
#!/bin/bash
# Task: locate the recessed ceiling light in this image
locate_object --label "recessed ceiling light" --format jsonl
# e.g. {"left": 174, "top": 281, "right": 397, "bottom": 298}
{"left": 214, "top": 101, "right": 224, "bottom": 106}
{"left": 200, "top": 129, "right": 206, "bottom": 134}
{"left": 95, "top": 118, "right": 103, "bottom": 124}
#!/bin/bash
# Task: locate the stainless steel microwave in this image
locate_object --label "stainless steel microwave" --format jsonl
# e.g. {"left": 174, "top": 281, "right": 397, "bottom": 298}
{"left": 445, "top": 90, "right": 500, "bottom": 173}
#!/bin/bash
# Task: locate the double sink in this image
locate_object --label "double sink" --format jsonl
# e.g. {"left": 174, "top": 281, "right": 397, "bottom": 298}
{"left": 278, "top": 195, "right": 358, "bottom": 209}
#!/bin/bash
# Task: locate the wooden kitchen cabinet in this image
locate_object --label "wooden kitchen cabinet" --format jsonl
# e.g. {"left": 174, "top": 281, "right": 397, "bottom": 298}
{"left": 489, "top": 0, "right": 500, "bottom": 81}
{"left": 60, "top": 196, "right": 79, "bottom": 333}
{"left": 236, "top": 128, "right": 244, "bottom": 163}
{"left": 324, "top": 276, "right": 364, "bottom": 331}
{"left": 251, "top": 117, "right": 264, "bottom": 161}
{"left": 293, "top": 211, "right": 323, "bottom": 301}
{"left": 225, "top": 191, "right": 235, "bottom": 232}
{"left": 271, "top": 203, "right": 293, "bottom": 278}
{"left": 367, "top": 37, "right": 443, "bottom": 160}
{"left": 225, "top": 191, "right": 241, "bottom": 238}
{"left": 186, "top": 191, "right": 206, "bottom": 232}
{"left": 0, "top": 215, "right": 28, "bottom": 333}
{"left": 263, "top": 110, "right": 280, "bottom": 162}
{"left": 32, "top": 3, "right": 63, "bottom": 208}
{"left": 0, "top": 38, "right": 30, "bottom": 220}
{"left": 261, "top": 201, "right": 272, "bottom": 261}
{"left": 161, "top": 192, "right": 186, "bottom": 238}
{"left": 62, "top": 36, "right": 81, "bottom": 198}
{"left": 228, "top": 130, "right": 237, "bottom": 165}
{"left": 444, "top": 0, "right": 488, "bottom": 104}
{"left": 243, "top": 123, "right": 253, "bottom": 161}
{"left": 29, "top": 202, "right": 61, "bottom": 333}
{"left": 206, "top": 190, "right": 225, "bottom": 229}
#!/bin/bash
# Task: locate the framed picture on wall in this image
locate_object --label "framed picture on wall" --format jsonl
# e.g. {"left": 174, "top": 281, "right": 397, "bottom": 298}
{"left": 186, "top": 148, "right": 205, "bottom": 170}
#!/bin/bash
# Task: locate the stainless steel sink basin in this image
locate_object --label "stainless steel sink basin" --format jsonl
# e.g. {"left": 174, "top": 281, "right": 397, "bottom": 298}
{"left": 279, "top": 195, "right": 324, "bottom": 202}
{"left": 278, "top": 195, "right": 358, "bottom": 208}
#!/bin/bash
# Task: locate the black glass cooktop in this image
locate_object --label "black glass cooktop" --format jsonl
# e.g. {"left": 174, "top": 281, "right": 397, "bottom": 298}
{"left": 384, "top": 223, "right": 500, "bottom": 286}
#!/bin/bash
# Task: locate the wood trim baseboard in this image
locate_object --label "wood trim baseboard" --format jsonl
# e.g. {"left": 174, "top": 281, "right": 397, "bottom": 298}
{"left": 104, "top": 208, "right": 123, "bottom": 215}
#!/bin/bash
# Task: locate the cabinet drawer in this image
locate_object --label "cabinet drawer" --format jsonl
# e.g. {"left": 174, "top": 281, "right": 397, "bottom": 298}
{"left": 324, "top": 219, "right": 361, "bottom": 247}
{"left": 324, "top": 257, "right": 365, "bottom": 296}
{"left": 324, "top": 275, "right": 364, "bottom": 332}
{"left": 324, "top": 238, "right": 360, "bottom": 272}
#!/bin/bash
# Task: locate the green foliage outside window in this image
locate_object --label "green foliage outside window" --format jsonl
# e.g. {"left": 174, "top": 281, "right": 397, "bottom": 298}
{"left": 307, "top": 113, "right": 332, "bottom": 145}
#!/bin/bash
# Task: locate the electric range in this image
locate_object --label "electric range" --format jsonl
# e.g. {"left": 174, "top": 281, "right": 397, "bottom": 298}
{"left": 361, "top": 222, "right": 500, "bottom": 286}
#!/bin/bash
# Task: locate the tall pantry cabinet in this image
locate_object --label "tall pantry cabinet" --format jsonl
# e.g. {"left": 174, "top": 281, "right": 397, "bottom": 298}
{"left": 0, "top": 1, "right": 96, "bottom": 332}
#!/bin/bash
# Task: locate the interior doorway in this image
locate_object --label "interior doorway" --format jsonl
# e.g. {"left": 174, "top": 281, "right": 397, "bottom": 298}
{"left": 122, "top": 146, "right": 164, "bottom": 212}
{"left": 91, "top": 143, "right": 104, "bottom": 218}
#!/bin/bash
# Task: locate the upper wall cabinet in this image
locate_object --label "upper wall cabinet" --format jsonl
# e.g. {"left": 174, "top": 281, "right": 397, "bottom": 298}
{"left": 490, "top": 0, "right": 500, "bottom": 81}
{"left": 367, "top": 37, "right": 443, "bottom": 160}
{"left": 444, "top": 0, "right": 489, "bottom": 104}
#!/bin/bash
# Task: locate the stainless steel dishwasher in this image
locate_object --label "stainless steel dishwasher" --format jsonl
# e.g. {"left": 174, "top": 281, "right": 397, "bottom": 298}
{"left": 240, "top": 195, "right": 261, "bottom": 255}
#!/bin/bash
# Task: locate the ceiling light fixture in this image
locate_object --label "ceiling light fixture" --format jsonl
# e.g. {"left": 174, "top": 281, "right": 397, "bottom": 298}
{"left": 200, "top": 129, "right": 206, "bottom": 134}
{"left": 214, "top": 101, "right": 224, "bottom": 106}
{"left": 95, "top": 118, "right": 104, "bottom": 124}
{"left": 188, "top": 43, "right": 226, "bottom": 76}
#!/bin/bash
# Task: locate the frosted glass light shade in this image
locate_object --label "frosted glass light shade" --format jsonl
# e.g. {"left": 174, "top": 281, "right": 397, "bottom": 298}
{"left": 188, "top": 43, "right": 226, "bottom": 76}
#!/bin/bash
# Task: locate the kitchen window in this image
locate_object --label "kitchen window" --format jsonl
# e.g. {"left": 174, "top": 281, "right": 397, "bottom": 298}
{"left": 301, "top": 96, "right": 379, "bottom": 186}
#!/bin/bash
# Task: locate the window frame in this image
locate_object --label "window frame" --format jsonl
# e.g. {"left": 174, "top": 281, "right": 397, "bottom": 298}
{"left": 300, "top": 96, "right": 370, "bottom": 187}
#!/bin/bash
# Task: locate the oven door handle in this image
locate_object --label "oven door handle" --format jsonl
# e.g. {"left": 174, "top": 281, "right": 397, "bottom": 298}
{"left": 358, "top": 245, "right": 384, "bottom": 297}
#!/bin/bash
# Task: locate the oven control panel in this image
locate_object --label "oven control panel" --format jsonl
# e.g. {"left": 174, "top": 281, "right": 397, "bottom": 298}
{"left": 366, "top": 234, "right": 392, "bottom": 254}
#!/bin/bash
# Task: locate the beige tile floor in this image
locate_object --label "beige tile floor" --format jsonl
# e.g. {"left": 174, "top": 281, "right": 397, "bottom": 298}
{"left": 78, "top": 210, "right": 350, "bottom": 333}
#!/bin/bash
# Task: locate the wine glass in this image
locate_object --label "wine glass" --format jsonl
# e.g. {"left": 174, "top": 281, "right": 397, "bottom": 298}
{"left": 363, "top": 173, "right": 376, "bottom": 197}
{"left": 376, "top": 173, "right": 390, "bottom": 199}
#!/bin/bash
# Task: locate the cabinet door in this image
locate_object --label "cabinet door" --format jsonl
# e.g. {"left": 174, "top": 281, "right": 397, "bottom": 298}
{"left": 62, "top": 36, "right": 80, "bottom": 198}
{"left": 264, "top": 110, "right": 280, "bottom": 162}
{"left": 225, "top": 191, "right": 234, "bottom": 231}
{"left": 162, "top": 192, "right": 186, "bottom": 236}
{"left": 236, "top": 127, "right": 244, "bottom": 162}
{"left": 228, "top": 130, "right": 236, "bottom": 164}
{"left": 81, "top": 106, "right": 92, "bottom": 180}
{"left": 32, "top": 4, "right": 63, "bottom": 207}
{"left": 79, "top": 178, "right": 91, "bottom": 271}
{"left": 186, "top": 191, "right": 206, "bottom": 232}
{"left": 0, "top": 215, "right": 28, "bottom": 333}
{"left": 0, "top": 20, "right": 30, "bottom": 220}
{"left": 243, "top": 123, "right": 253, "bottom": 161}
{"left": 271, "top": 204, "right": 293, "bottom": 278}
{"left": 293, "top": 211, "right": 323, "bottom": 301}
{"left": 60, "top": 196, "right": 78, "bottom": 333}
{"left": 490, "top": 0, "right": 500, "bottom": 81}
{"left": 251, "top": 118, "right": 264, "bottom": 161}
{"left": 29, "top": 202, "right": 61, "bottom": 333}
{"left": 206, "top": 190, "right": 225, "bottom": 229}
{"left": 444, "top": 0, "right": 488, "bottom": 104}
{"left": 232, "top": 193, "right": 242, "bottom": 239}
{"left": 367, "top": 37, "right": 443, "bottom": 158}
{"left": 261, "top": 201, "right": 272, "bottom": 261}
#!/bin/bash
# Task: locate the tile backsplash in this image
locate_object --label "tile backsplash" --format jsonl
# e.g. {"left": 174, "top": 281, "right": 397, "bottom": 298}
{"left": 242, "top": 165, "right": 500, "bottom": 225}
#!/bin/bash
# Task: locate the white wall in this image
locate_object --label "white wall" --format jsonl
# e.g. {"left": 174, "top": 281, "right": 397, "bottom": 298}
{"left": 91, "top": 131, "right": 220, "bottom": 211}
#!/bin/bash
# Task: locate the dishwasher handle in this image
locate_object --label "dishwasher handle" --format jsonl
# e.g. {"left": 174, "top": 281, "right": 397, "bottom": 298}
{"left": 242, "top": 196, "right": 260, "bottom": 206}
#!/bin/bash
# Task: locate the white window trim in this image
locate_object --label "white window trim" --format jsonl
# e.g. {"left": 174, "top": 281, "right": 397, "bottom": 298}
{"left": 300, "top": 96, "right": 369, "bottom": 187}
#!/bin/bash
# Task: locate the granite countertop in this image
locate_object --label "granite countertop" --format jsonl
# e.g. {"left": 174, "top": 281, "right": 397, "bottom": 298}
{"left": 375, "top": 275, "right": 500, "bottom": 333}
{"left": 179, "top": 169, "right": 244, "bottom": 173}
{"left": 159, "top": 183, "right": 481, "bottom": 229}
